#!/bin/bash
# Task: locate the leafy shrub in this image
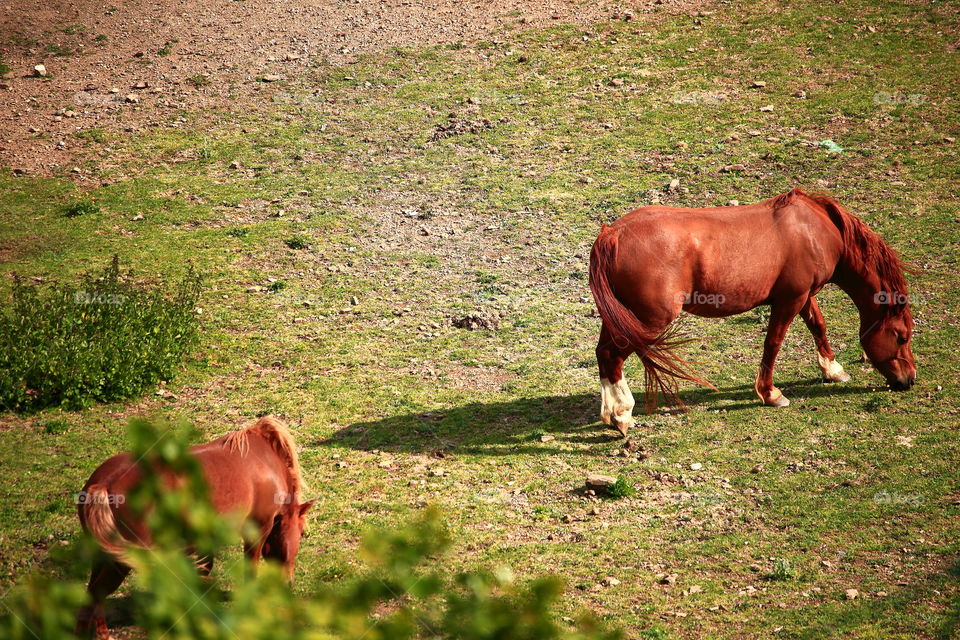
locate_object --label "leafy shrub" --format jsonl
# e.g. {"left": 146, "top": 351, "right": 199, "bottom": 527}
{"left": 608, "top": 476, "right": 636, "bottom": 499}
{"left": 63, "top": 193, "right": 100, "bottom": 217}
{"left": 0, "top": 256, "right": 202, "bottom": 412}
{"left": 226, "top": 225, "right": 250, "bottom": 238}
{"left": 766, "top": 558, "right": 796, "bottom": 582}
{"left": 0, "top": 419, "right": 623, "bottom": 640}
{"left": 284, "top": 234, "right": 311, "bottom": 250}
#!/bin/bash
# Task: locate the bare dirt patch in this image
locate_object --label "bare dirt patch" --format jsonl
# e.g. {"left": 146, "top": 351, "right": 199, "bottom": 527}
{"left": 0, "top": 0, "right": 706, "bottom": 176}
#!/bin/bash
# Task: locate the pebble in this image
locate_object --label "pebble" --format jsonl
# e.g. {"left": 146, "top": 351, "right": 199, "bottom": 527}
{"left": 689, "top": 462, "right": 703, "bottom": 471}
{"left": 727, "top": 200, "right": 740, "bottom": 206}
{"left": 845, "top": 588, "right": 859, "bottom": 600}
{"left": 585, "top": 473, "right": 617, "bottom": 490}
{"left": 751, "top": 80, "right": 767, "bottom": 88}
{"left": 668, "top": 178, "right": 681, "bottom": 192}
{"left": 601, "top": 576, "right": 620, "bottom": 587}
{"left": 262, "top": 74, "right": 282, "bottom": 82}
{"left": 759, "top": 105, "right": 774, "bottom": 112}
{"left": 33, "top": 64, "right": 47, "bottom": 77}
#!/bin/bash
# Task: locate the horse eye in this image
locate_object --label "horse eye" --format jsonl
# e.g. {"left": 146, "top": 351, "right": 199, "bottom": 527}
{"left": 897, "top": 335, "right": 908, "bottom": 345}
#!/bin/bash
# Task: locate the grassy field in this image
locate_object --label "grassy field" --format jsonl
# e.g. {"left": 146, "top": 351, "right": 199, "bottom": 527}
{"left": 1, "top": 0, "right": 959, "bottom": 637}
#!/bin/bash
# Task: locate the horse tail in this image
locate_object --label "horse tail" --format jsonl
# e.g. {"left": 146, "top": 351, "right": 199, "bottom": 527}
{"left": 589, "top": 225, "right": 715, "bottom": 411}
{"left": 82, "top": 485, "right": 137, "bottom": 565}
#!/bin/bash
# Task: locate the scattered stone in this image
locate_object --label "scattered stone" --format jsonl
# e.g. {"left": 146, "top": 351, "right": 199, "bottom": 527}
{"left": 750, "top": 463, "right": 763, "bottom": 473}
{"left": 33, "top": 64, "right": 48, "bottom": 77}
{"left": 668, "top": 178, "right": 681, "bottom": 192}
{"left": 350, "top": 295, "right": 359, "bottom": 306}
{"left": 579, "top": 176, "right": 593, "bottom": 184}
{"left": 540, "top": 434, "right": 555, "bottom": 442}
{"left": 133, "top": 81, "right": 148, "bottom": 89}
{"left": 262, "top": 74, "right": 282, "bottom": 82}
{"left": 601, "top": 576, "right": 620, "bottom": 587}
{"left": 751, "top": 80, "right": 767, "bottom": 88}
{"left": 125, "top": 94, "right": 139, "bottom": 104}
{"left": 759, "top": 104, "right": 774, "bottom": 112}
{"left": 894, "top": 435, "right": 914, "bottom": 447}
{"left": 131, "top": 213, "right": 144, "bottom": 221}
{"left": 675, "top": 141, "right": 688, "bottom": 149}
{"left": 431, "top": 114, "right": 494, "bottom": 140}
{"left": 689, "top": 462, "right": 703, "bottom": 471}
{"left": 684, "top": 585, "right": 703, "bottom": 595}
{"left": 109, "top": 87, "right": 120, "bottom": 94}
{"left": 726, "top": 200, "right": 740, "bottom": 206}
{"left": 587, "top": 506, "right": 601, "bottom": 516}
{"left": 452, "top": 312, "right": 500, "bottom": 331}
{"left": 609, "top": 77, "right": 624, "bottom": 87}
{"left": 657, "top": 573, "right": 678, "bottom": 585}
{"left": 793, "top": 90, "right": 807, "bottom": 98}
{"left": 428, "top": 467, "right": 446, "bottom": 477}
{"left": 721, "top": 164, "right": 746, "bottom": 173}
{"left": 229, "top": 161, "right": 242, "bottom": 170}
{"left": 844, "top": 588, "right": 859, "bottom": 600}
{"left": 944, "top": 136, "right": 956, "bottom": 144}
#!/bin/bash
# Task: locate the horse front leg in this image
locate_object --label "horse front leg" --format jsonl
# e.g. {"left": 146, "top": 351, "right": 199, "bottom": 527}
{"left": 755, "top": 300, "right": 805, "bottom": 407}
{"left": 799, "top": 296, "right": 851, "bottom": 382}
{"left": 76, "top": 555, "right": 130, "bottom": 640}
{"left": 597, "top": 323, "right": 635, "bottom": 437}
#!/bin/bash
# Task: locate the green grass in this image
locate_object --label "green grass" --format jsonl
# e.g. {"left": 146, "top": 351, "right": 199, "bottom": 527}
{"left": 0, "top": 0, "right": 958, "bottom": 638}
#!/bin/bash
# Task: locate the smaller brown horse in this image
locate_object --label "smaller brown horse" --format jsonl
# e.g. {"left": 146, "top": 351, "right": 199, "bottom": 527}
{"left": 589, "top": 189, "right": 916, "bottom": 435}
{"left": 75, "top": 416, "right": 314, "bottom": 640}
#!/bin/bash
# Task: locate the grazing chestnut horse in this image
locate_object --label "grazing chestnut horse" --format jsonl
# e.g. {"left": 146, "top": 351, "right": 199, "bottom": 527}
{"left": 76, "top": 416, "right": 314, "bottom": 639}
{"left": 589, "top": 188, "right": 916, "bottom": 435}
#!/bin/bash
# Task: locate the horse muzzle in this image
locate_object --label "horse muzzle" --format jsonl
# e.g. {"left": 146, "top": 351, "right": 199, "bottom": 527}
{"left": 889, "top": 375, "right": 915, "bottom": 391}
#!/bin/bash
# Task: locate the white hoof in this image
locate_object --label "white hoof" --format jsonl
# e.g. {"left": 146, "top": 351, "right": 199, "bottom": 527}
{"left": 818, "top": 355, "right": 851, "bottom": 383}
{"left": 762, "top": 387, "right": 790, "bottom": 407}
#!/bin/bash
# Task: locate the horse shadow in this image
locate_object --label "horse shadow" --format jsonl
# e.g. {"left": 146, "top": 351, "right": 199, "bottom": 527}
{"left": 316, "top": 377, "right": 879, "bottom": 455}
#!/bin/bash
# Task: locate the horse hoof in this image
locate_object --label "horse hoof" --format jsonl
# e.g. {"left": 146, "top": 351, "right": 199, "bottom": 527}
{"left": 762, "top": 388, "right": 790, "bottom": 407}
{"left": 765, "top": 395, "right": 790, "bottom": 407}
{"left": 825, "top": 370, "right": 851, "bottom": 383}
{"left": 612, "top": 418, "right": 634, "bottom": 438}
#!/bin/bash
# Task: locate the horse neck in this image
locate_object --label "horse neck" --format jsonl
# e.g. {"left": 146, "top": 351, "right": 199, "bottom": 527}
{"left": 831, "top": 255, "right": 884, "bottom": 322}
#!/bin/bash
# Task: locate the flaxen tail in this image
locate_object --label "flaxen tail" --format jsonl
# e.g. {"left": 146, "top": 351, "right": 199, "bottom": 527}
{"left": 589, "top": 225, "right": 714, "bottom": 411}
{"left": 82, "top": 485, "right": 139, "bottom": 565}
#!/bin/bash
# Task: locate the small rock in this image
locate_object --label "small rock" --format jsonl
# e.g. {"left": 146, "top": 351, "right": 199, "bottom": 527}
{"left": 229, "top": 161, "right": 242, "bottom": 170}
{"left": 751, "top": 80, "right": 767, "bottom": 88}
{"left": 585, "top": 473, "right": 618, "bottom": 491}
{"left": 750, "top": 463, "right": 763, "bottom": 473}
{"left": 131, "top": 213, "right": 144, "bottom": 221}
{"left": 350, "top": 295, "right": 359, "bottom": 306}
{"left": 109, "top": 87, "right": 120, "bottom": 94}
{"left": 759, "top": 105, "right": 774, "bottom": 112}
{"left": 721, "top": 164, "right": 746, "bottom": 173}
{"left": 657, "top": 573, "right": 678, "bottom": 585}
{"left": 587, "top": 506, "right": 601, "bottom": 516}
{"left": 609, "top": 77, "right": 624, "bottom": 87}
{"left": 428, "top": 467, "right": 446, "bottom": 477}
{"left": 689, "top": 462, "right": 703, "bottom": 471}
{"left": 540, "top": 434, "right": 555, "bottom": 442}
{"left": 844, "top": 588, "right": 859, "bottom": 600}
{"left": 133, "top": 81, "right": 148, "bottom": 89}
{"left": 125, "top": 94, "right": 139, "bottom": 104}
{"left": 668, "top": 178, "right": 681, "bottom": 192}
{"left": 944, "top": 136, "right": 956, "bottom": 144}
{"left": 727, "top": 200, "right": 740, "bottom": 206}
{"left": 601, "top": 576, "right": 620, "bottom": 587}
{"left": 793, "top": 90, "right": 807, "bottom": 98}
{"left": 579, "top": 176, "right": 593, "bottom": 184}
{"left": 33, "top": 64, "right": 48, "bottom": 77}
{"left": 262, "top": 74, "right": 282, "bottom": 82}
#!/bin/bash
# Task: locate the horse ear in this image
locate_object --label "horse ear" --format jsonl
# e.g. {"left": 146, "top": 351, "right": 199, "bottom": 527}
{"left": 298, "top": 499, "right": 316, "bottom": 517}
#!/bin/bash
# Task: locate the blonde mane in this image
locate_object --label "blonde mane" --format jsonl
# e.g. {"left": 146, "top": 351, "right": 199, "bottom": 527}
{"left": 222, "top": 416, "right": 306, "bottom": 501}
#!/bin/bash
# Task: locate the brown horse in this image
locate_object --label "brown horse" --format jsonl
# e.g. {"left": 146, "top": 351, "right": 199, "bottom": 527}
{"left": 589, "top": 188, "right": 916, "bottom": 435}
{"left": 75, "top": 416, "right": 314, "bottom": 639}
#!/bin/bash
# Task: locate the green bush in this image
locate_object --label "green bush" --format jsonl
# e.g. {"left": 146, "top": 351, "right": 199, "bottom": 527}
{"left": 0, "top": 256, "right": 202, "bottom": 412}
{"left": 0, "top": 419, "right": 623, "bottom": 639}
{"left": 608, "top": 476, "right": 636, "bottom": 499}
{"left": 63, "top": 194, "right": 100, "bottom": 217}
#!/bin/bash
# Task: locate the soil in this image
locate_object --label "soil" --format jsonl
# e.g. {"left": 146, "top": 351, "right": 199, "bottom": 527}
{"left": 0, "top": 0, "right": 702, "bottom": 176}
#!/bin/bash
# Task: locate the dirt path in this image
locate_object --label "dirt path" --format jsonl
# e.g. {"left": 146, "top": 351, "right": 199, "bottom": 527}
{"left": 0, "top": 0, "right": 707, "bottom": 176}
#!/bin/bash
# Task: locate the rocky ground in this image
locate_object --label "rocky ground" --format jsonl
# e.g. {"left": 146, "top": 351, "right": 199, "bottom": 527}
{"left": 0, "top": 0, "right": 703, "bottom": 176}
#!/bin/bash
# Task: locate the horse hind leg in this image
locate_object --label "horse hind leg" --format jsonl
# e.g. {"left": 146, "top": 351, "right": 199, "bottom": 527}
{"left": 799, "top": 297, "right": 851, "bottom": 382}
{"left": 76, "top": 554, "right": 130, "bottom": 640}
{"left": 597, "top": 324, "right": 635, "bottom": 437}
